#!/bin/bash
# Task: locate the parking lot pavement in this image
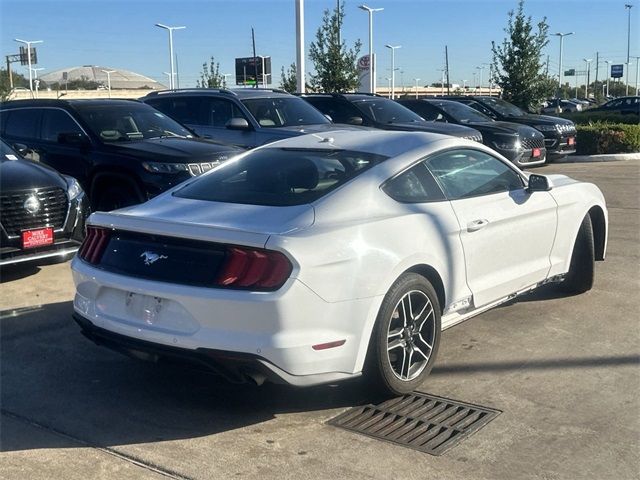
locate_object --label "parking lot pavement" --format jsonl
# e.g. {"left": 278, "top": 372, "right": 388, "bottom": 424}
{"left": 1, "top": 160, "right": 639, "bottom": 480}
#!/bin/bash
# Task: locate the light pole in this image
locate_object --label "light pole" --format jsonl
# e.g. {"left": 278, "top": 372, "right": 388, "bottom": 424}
{"left": 358, "top": 4, "right": 383, "bottom": 94}
{"left": 385, "top": 44, "right": 401, "bottom": 99}
{"left": 222, "top": 73, "right": 232, "bottom": 88}
{"left": 257, "top": 56, "right": 269, "bottom": 88}
{"left": 31, "top": 67, "right": 44, "bottom": 98}
{"left": 413, "top": 78, "right": 420, "bottom": 98}
{"left": 604, "top": 60, "right": 611, "bottom": 97}
{"left": 101, "top": 69, "right": 115, "bottom": 98}
{"left": 385, "top": 77, "right": 391, "bottom": 98}
{"left": 554, "top": 32, "right": 574, "bottom": 97}
{"left": 625, "top": 4, "right": 633, "bottom": 95}
{"left": 634, "top": 56, "right": 640, "bottom": 96}
{"left": 462, "top": 79, "right": 468, "bottom": 91}
{"left": 296, "top": 0, "right": 305, "bottom": 93}
{"left": 476, "top": 65, "right": 486, "bottom": 93}
{"left": 438, "top": 69, "right": 446, "bottom": 95}
{"left": 583, "top": 58, "right": 593, "bottom": 98}
{"left": 472, "top": 72, "right": 477, "bottom": 92}
{"left": 155, "top": 23, "right": 186, "bottom": 90}
{"left": 14, "top": 38, "right": 43, "bottom": 94}
{"left": 162, "top": 72, "right": 171, "bottom": 88}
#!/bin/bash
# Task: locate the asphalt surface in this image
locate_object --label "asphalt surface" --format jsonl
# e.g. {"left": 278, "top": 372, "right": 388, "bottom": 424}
{"left": 1, "top": 159, "right": 639, "bottom": 480}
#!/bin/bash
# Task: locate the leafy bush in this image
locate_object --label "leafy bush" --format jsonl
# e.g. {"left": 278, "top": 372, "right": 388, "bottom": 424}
{"left": 576, "top": 124, "right": 640, "bottom": 154}
{"left": 560, "top": 110, "right": 639, "bottom": 125}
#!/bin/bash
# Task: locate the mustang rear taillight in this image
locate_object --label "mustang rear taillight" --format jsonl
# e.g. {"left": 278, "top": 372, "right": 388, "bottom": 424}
{"left": 78, "top": 226, "right": 111, "bottom": 264}
{"left": 216, "top": 246, "right": 292, "bottom": 290}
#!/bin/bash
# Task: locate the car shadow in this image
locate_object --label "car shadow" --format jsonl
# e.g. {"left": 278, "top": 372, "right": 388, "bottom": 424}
{"left": 0, "top": 263, "right": 41, "bottom": 283}
{"left": 0, "top": 301, "right": 373, "bottom": 453}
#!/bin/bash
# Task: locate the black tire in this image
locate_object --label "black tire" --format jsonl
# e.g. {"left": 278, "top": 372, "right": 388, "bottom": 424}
{"left": 561, "top": 214, "right": 595, "bottom": 294}
{"left": 93, "top": 184, "right": 140, "bottom": 211}
{"left": 366, "top": 273, "right": 441, "bottom": 396}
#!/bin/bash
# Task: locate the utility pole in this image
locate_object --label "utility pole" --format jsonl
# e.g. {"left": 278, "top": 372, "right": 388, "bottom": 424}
{"left": 252, "top": 27, "right": 258, "bottom": 88}
{"left": 295, "top": 0, "right": 305, "bottom": 93}
{"left": 625, "top": 4, "right": 633, "bottom": 95}
{"left": 445, "top": 45, "right": 450, "bottom": 95}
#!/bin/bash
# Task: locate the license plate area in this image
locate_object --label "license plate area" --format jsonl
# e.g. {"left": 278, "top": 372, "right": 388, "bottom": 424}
{"left": 568, "top": 136, "right": 575, "bottom": 146}
{"left": 125, "top": 292, "right": 164, "bottom": 326}
{"left": 532, "top": 148, "right": 541, "bottom": 158}
{"left": 22, "top": 227, "right": 54, "bottom": 249}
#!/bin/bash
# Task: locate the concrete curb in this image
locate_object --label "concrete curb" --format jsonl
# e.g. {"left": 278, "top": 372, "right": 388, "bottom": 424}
{"left": 554, "top": 153, "right": 640, "bottom": 163}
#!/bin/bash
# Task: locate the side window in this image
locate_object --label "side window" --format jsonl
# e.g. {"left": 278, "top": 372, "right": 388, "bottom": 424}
{"left": 465, "top": 101, "right": 495, "bottom": 118}
{"left": 383, "top": 162, "right": 446, "bottom": 203}
{"left": 308, "top": 98, "right": 362, "bottom": 124}
{"left": 148, "top": 97, "right": 203, "bottom": 125}
{"left": 426, "top": 149, "right": 524, "bottom": 200}
{"left": 3, "top": 109, "right": 41, "bottom": 139}
{"left": 41, "top": 109, "right": 83, "bottom": 142}
{"left": 404, "top": 102, "right": 440, "bottom": 121}
{"left": 204, "top": 98, "right": 244, "bottom": 127}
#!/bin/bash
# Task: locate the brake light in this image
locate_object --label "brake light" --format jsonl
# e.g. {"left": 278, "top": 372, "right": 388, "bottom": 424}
{"left": 216, "top": 246, "right": 292, "bottom": 290}
{"left": 78, "top": 226, "right": 111, "bottom": 264}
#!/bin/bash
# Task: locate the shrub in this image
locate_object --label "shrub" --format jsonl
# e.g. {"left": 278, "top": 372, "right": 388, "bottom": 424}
{"left": 560, "top": 110, "right": 639, "bottom": 125}
{"left": 576, "top": 123, "right": 640, "bottom": 154}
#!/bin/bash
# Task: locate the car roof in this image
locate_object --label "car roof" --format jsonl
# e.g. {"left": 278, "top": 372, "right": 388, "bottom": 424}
{"left": 143, "top": 88, "right": 295, "bottom": 100}
{"left": 300, "top": 93, "right": 384, "bottom": 102}
{"left": 0, "top": 98, "right": 143, "bottom": 109}
{"left": 259, "top": 128, "right": 473, "bottom": 158}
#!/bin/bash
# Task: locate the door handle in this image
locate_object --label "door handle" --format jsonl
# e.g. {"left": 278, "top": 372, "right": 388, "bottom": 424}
{"left": 467, "top": 219, "right": 489, "bottom": 232}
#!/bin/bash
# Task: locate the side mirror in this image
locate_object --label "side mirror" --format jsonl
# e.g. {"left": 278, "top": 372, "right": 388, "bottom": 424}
{"left": 347, "top": 116, "right": 364, "bottom": 125}
{"left": 226, "top": 118, "right": 251, "bottom": 130}
{"left": 12, "top": 143, "right": 29, "bottom": 156}
{"left": 527, "top": 174, "right": 551, "bottom": 192}
{"left": 58, "top": 132, "right": 90, "bottom": 146}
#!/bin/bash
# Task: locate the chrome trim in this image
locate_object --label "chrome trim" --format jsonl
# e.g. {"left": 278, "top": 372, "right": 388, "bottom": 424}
{"left": 0, "top": 246, "right": 79, "bottom": 266}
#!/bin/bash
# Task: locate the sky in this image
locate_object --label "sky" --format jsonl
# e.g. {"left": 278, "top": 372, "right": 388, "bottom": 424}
{"left": 1, "top": 0, "right": 638, "bottom": 89}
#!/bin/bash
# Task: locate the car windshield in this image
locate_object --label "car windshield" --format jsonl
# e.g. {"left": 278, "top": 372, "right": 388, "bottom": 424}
{"left": 480, "top": 97, "right": 526, "bottom": 117}
{"left": 1, "top": 139, "right": 17, "bottom": 157}
{"left": 434, "top": 101, "right": 493, "bottom": 123}
{"left": 241, "top": 97, "right": 330, "bottom": 128}
{"left": 73, "top": 104, "right": 193, "bottom": 142}
{"left": 353, "top": 98, "right": 426, "bottom": 124}
{"left": 174, "top": 148, "right": 389, "bottom": 206}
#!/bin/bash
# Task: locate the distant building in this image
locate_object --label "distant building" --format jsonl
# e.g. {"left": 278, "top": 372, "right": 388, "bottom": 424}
{"left": 39, "top": 66, "right": 166, "bottom": 90}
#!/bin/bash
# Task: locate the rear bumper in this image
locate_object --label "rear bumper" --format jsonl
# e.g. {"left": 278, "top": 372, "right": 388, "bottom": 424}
{"left": 71, "top": 257, "right": 376, "bottom": 385}
{"left": 74, "top": 312, "right": 359, "bottom": 386}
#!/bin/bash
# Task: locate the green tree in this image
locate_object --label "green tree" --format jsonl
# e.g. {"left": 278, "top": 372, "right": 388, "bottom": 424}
{"left": 308, "top": 1, "right": 361, "bottom": 93}
{"left": 197, "top": 56, "right": 224, "bottom": 88}
{"left": 491, "top": 0, "right": 552, "bottom": 110}
{"left": 280, "top": 63, "right": 297, "bottom": 93}
{"left": 0, "top": 68, "right": 28, "bottom": 101}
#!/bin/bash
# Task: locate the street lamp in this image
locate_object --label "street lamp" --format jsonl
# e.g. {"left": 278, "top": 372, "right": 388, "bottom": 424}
{"left": 604, "top": 60, "right": 611, "bottom": 97}
{"left": 385, "top": 44, "right": 401, "bottom": 99}
{"left": 358, "top": 4, "right": 384, "bottom": 94}
{"left": 476, "top": 65, "right": 486, "bottom": 92}
{"left": 222, "top": 73, "right": 232, "bottom": 88}
{"left": 155, "top": 23, "right": 186, "bottom": 90}
{"left": 384, "top": 77, "right": 391, "bottom": 98}
{"left": 462, "top": 79, "right": 468, "bottom": 91}
{"left": 472, "top": 72, "right": 477, "bottom": 92}
{"left": 583, "top": 58, "right": 593, "bottom": 98}
{"left": 633, "top": 56, "right": 640, "bottom": 97}
{"left": 413, "top": 78, "right": 420, "bottom": 98}
{"left": 554, "top": 32, "right": 574, "bottom": 96}
{"left": 31, "top": 67, "right": 44, "bottom": 98}
{"left": 625, "top": 4, "right": 633, "bottom": 94}
{"left": 258, "top": 56, "right": 269, "bottom": 88}
{"left": 101, "top": 69, "right": 115, "bottom": 98}
{"left": 438, "top": 69, "right": 446, "bottom": 95}
{"left": 14, "top": 38, "right": 43, "bottom": 94}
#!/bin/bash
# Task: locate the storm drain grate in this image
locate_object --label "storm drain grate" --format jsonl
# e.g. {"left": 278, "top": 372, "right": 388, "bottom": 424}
{"left": 328, "top": 392, "right": 501, "bottom": 455}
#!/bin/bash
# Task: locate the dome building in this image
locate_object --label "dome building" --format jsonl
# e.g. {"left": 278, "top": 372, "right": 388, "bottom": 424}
{"left": 39, "top": 66, "right": 166, "bottom": 90}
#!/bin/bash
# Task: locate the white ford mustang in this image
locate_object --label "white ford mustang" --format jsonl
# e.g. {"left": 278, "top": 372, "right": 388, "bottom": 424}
{"left": 71, "top": 130, "right": 607, "bottom": 395}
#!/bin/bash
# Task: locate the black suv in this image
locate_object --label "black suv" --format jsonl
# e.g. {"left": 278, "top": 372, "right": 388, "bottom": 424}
{"left": 0, "top": 99, "right": 242, "bottom": 211}
{"left": 442, "top": 96, "right": 576, "bottom": 158}
{"left": 398, "top": 98, "right": 546, "bottom": 167}
{"left": 142, "top": 88, "right": 356, "bottom": 149}
{"left": 1, "top": 139, "right": 89, "bottom": 266}
{"left": 298, "top": 93, "right": 483, "bottom": 142}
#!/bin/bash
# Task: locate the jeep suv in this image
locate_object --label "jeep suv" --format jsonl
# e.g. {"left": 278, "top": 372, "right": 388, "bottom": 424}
{"left": 142, "top": 88, "right": 354, "bottom": 148}
{"left": 0, "top": 99, "right": 242, "bottom": 211}
{"left": 298, "top": 93, "right": 483, "bottom": 142}
{"left": 442, "top": 96, "right": 577, "bottom": 158}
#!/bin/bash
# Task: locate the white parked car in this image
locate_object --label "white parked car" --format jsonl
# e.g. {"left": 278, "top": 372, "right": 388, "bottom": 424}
{"left": 71, "top": 130, "right": 608, "bottom": 395}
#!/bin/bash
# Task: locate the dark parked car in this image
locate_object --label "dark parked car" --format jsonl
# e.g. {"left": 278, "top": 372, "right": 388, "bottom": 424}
{"left": 0, "top": 139, "right": 89, "bottom": 266}
{"left": 142, "top": 88, "right": 358, "bottom": 149}
{"left": 442, "top": 96, "right": 577, "bottom": 158}
{"left": 298, "top": 93, "right": 484, "bottom": 142}
{"left": 587, "top": 96, "right": 639, "bottom": 116}
{"left": 0, "top": 99, "right": 242, "bottom": 211}
{"left": 397, "top": 98, "right": 546, "bottom": 167}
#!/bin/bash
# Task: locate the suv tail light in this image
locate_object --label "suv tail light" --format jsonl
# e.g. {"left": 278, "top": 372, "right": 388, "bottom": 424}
{"left": 216, "top": 246, "right": 292, "bottom": 290}
{"left": 78, "top": 226, "right": 111, "bottom": 264}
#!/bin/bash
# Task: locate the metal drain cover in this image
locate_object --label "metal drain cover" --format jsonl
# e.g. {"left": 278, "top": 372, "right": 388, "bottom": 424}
{"left": 328, "top": 392, "right": 501, "bottom": 455}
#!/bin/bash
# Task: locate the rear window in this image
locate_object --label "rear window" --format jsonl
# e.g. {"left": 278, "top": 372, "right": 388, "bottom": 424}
{"left": 174, "top": 148, "right": 389, "bottom": 206}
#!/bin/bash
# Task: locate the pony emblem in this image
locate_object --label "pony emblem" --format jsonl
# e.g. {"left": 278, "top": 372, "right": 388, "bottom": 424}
{"left": 140, "top": 251, "right": 168, "bottom": 266}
